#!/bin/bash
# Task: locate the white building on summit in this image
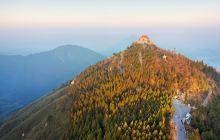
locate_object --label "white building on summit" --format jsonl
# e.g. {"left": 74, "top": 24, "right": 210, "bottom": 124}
{"left": 135, "top": 35, "right": 152, "bottom": 44}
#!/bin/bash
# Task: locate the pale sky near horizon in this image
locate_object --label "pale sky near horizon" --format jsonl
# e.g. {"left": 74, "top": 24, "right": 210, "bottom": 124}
{"left": 0, "top": 0, "right": 220, "bottom": 69}
{"left": 1, "top": 0, "right": 220, "bottom": 27}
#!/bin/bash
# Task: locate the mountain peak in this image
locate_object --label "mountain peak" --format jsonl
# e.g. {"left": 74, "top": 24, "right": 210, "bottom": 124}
{"left": 135, "top": 35, "right": 152, "bottom": 45}
{"left": 139, "top": 35, "right": 150, "bottom": 41}
{"left": 53, "top": 45, "right": 83, "bottom": 51}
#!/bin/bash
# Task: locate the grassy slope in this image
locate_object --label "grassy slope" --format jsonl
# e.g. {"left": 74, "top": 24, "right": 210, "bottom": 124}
{"left": 0, "top": 86, "right": 73, "bottom": 140}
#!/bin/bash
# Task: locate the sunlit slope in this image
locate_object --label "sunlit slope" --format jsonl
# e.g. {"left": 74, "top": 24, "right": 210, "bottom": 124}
{"left": 0, "top": 36, "right": 214, "bottom": 140}
{"left": 66, "top": 36, "right": 209, "bottom": 140}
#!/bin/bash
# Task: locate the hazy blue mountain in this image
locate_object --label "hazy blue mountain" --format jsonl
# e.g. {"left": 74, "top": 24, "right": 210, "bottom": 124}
{"left": 0, "top": 45, "right": 105, "bottom": 120}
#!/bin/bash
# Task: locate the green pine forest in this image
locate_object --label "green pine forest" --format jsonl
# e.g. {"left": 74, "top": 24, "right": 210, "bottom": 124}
{"left": 188, "top": 65, "right": 220, "bottom": 140}
{"left": 65, "top": 42, "right": 209, "bottom": 140}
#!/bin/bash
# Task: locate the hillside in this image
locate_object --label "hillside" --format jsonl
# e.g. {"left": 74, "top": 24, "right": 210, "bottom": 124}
{"left": 0, "top": 45, "right": 104, "bottom": 120}
{"left": 66, "top": 36, "right": 210, "bottom": 140}
{"left": 0, "top": 35, "right": 216, "bottom": 140}
{"left": 185, "top": 65, "right": 220, "bottom": 140}
{"left": 0, "top": 87, "right": 71, "bottom": 140}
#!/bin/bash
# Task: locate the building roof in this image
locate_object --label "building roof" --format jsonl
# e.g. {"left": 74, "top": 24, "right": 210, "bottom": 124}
{"left": 162, "top": 55, "right": 167, "bottom": 59}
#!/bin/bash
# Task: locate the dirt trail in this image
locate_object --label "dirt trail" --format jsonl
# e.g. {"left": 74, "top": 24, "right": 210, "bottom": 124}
{"left": 119, "top": 51, "right": 124, "bottom": 66}
{"left": 139, "top": 51, "right": 143, "bottom": 67}
{"left": 118, "top": 51, "right": 124, "bottom": 72}
{"left": 201, "top": 87, "right": 212, "bottom": 107}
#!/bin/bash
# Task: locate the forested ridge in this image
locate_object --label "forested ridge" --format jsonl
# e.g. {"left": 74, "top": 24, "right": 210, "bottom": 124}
{"left": 187, "top": 63, "right": 220, "bottom": 140}
{"left": 65, "top": 37, "right": 209, "bottom": 140}
{"left": 190, "top": 96, "right": 220, "bottom": 140}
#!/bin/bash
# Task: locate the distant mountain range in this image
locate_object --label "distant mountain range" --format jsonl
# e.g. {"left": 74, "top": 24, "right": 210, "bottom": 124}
{"left": 0, "top": 45, "right": 105, "bottom": 120}
{"left": 1, "top": 36, "right": 219, "bottom": 140}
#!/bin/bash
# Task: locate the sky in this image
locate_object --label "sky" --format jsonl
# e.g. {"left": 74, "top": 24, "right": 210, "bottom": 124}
{"left": 0, "top": 0, "right": 220, "bottom": 68}
{"left": 1, "top": 0, "right": 220, "bottom": 26}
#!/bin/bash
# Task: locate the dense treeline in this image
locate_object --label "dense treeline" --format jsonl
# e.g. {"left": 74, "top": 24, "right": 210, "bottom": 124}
{"left": 191, "top": 96, "right": 220, "bottom": 140}
{"left": 66, "top": 42, "right": 209, "bottom": 140}
{"left": 186, "top": 61, "right": 220, "bottom": 140}
{"left": 193, "top": 60, "right": 220, "bottom": 85}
